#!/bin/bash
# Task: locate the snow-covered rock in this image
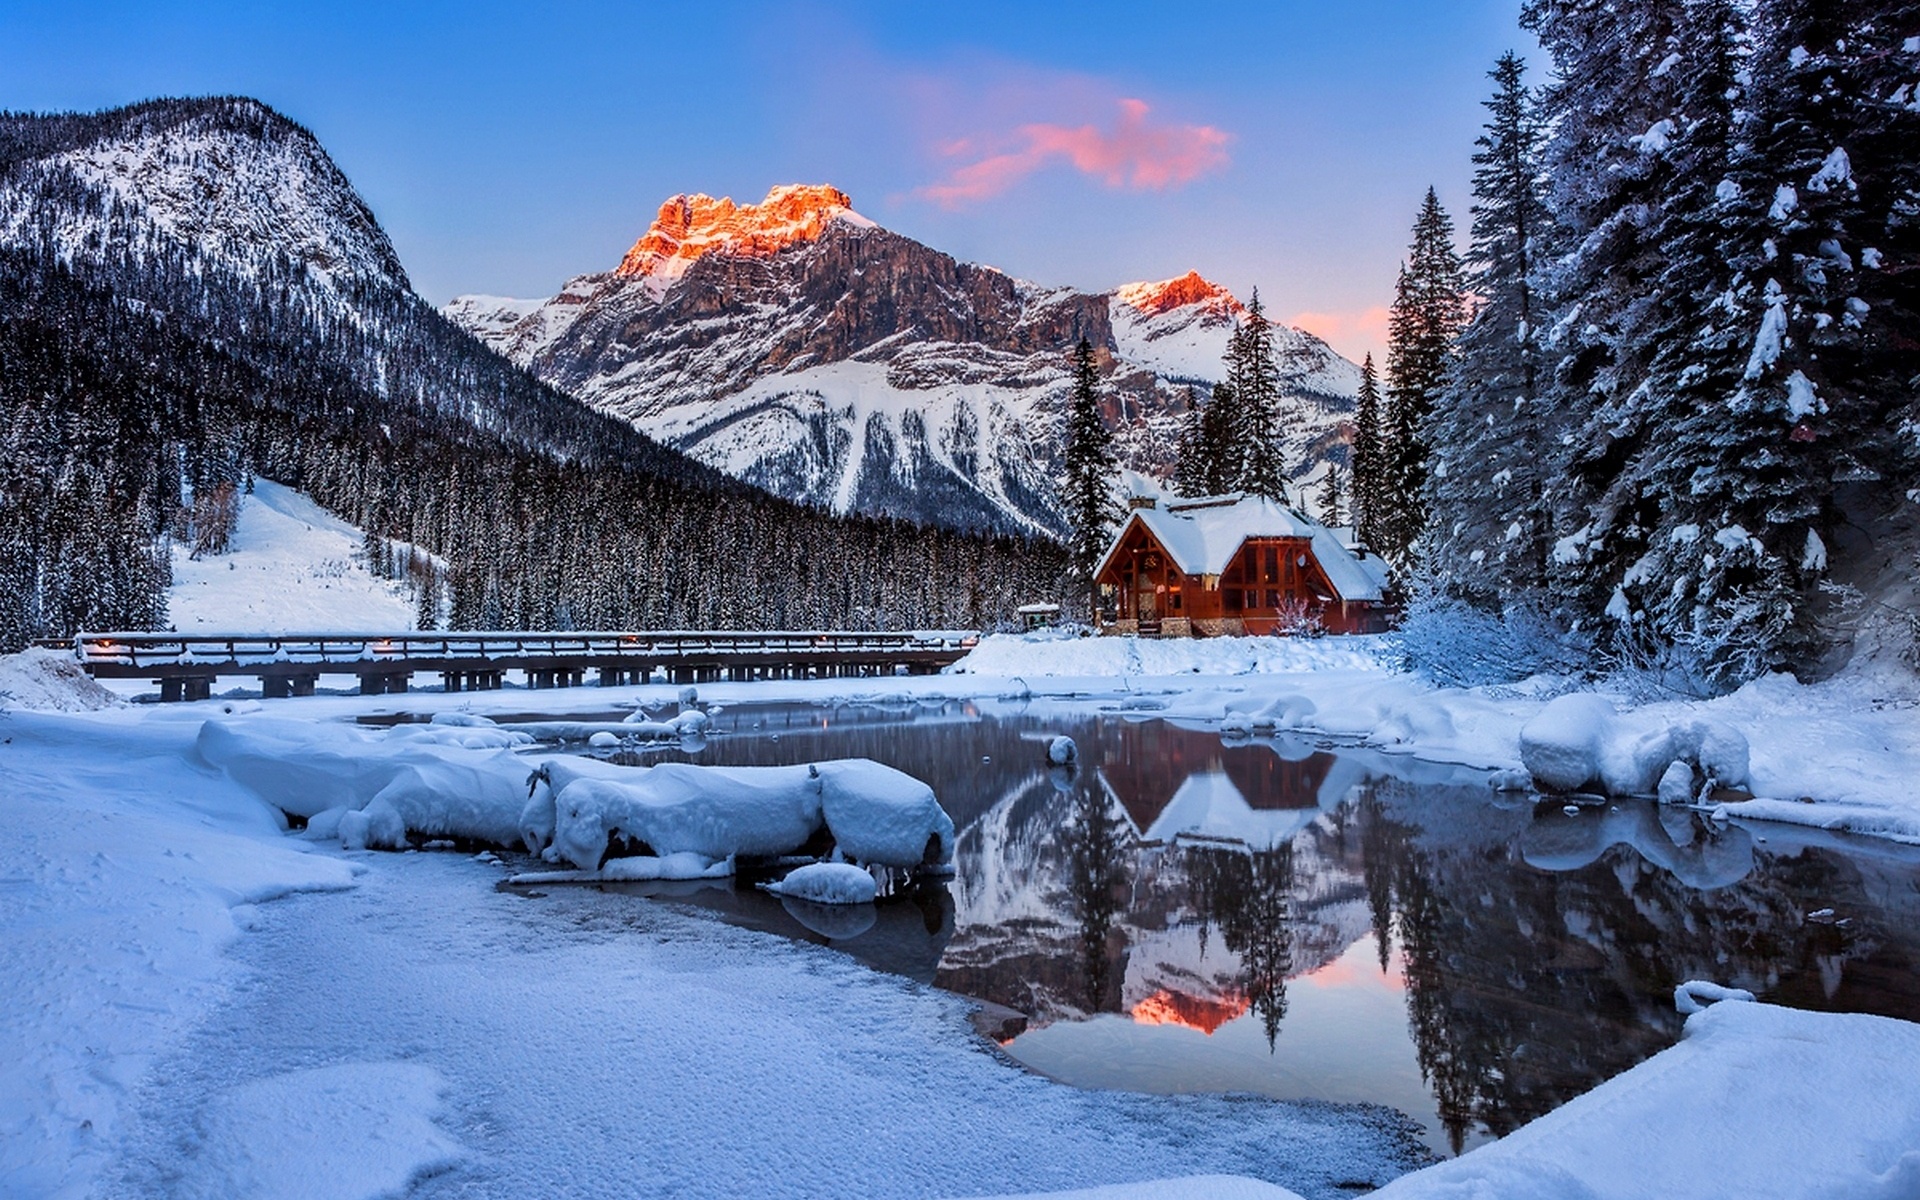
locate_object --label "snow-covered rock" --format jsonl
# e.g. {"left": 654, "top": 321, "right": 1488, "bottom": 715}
{"left": 1520, "top": 695, "right": 1749, "bottom": 798}
{"left": 1047, "top": 735, "right": 1078, "bottom": 765}
{"left": 763, "top": 862, "right": 879, "bottom": 906}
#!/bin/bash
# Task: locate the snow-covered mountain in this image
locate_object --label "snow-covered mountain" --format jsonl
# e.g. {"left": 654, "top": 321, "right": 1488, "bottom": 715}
{"left": 447, "top": 186, "right": 1361, "bottom": 537}
{"left": 0, "top": 97, "right": 407, "bottom": 302}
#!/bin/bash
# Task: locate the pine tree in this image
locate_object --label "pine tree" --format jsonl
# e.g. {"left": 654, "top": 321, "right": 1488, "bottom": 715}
{"left": 1061, "top": 338, "right": 1120, "bottom": 614}
{"left": 1382, "top": 191, "right": 1467, "bottom": 565}
{"left": 1316, "top": 466, "right": 1344, "bottom": 527}
{"left": 1351, "top": 353, "right": 1387, "bottom": 551}
{"left": 1173, "top": 385, "right": 1218, "bottom": 496}
{"left": 1425, "top": 52, "right": 1549, "bottom": 603}
{"left": 1232, "top": 291, "right": 1291, "bottom": 501}
{"left": 1521, "top": 0, "right": 1687, "bottom": 623}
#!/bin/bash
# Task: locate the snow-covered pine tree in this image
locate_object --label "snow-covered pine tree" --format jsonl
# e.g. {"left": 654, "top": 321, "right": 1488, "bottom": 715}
{"left": 1642, "top": 0, "right": 1920, "bottom": 681}
{"left": 1520, "top": 0, "right": 1686, "bottom": 623}
{"left": 1231, "top": 291, "right": 1291, "bottom": 502}
{"left": 1383, "top": 190, "right": 1467, "bottom": 565}
{"left": 1061, "top": 338, "right": 1121, "bottom": 614}
{"left": 1352, "top": 353, "right": 1387, "bottom": 552}
{"left": 1424, "top": 52, "right": 1550, "bottom": 604}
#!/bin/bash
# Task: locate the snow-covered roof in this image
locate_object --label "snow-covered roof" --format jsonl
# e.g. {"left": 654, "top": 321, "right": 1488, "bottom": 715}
{"left": 1098, "top": 493, "right": 1391, "bottom": 603}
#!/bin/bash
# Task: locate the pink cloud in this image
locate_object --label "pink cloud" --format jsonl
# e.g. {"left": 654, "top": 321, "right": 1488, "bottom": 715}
{"left": 916, "top": 98, "right": 1231, "bottom": 208}
{"left": 1289, "top": 306, "right": 1391, "bottom": 364}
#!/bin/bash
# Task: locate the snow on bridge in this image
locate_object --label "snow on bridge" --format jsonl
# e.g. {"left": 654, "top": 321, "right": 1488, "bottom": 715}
{"left": 62, "top": 629, "right": 978, "bottom": 701}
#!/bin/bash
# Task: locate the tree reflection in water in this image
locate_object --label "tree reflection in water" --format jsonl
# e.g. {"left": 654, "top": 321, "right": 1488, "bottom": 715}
{"left": 584, "top": 701, "right": 1920, "bottom": 1154}
{"left": 1187, "top": 845, "right": 1294, "bottom": 1047}
{"left": 1061, "top": 766, "right": 1131, "bottom": 1015}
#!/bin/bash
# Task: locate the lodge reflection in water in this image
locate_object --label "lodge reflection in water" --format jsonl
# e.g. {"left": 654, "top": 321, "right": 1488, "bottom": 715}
{"left": 606, "top": 701, "right": 1920, "bottom": 1155}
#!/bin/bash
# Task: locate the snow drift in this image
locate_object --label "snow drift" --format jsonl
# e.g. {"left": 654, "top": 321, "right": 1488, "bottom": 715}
{"left": 199, "top": 716, "right": 954, "bottom": 872}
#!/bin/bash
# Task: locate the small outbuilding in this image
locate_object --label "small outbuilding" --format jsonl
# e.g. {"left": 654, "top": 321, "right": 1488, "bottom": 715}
{"left": 1092, "top": 493, "right": 1394, "bottom": 637}
{"left": 1016, "top": 602, "right": 1063, "bottom": 632}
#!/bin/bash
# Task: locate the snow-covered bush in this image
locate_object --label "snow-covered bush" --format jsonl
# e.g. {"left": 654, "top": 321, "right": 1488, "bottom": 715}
{"left": 1394, "top": 589, "right": 1593, "bottom": 687}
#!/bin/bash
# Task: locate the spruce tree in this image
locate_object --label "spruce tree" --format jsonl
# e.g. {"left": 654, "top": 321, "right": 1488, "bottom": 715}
{"left": 1351, "top": 353, "right": 1387, "bottom": 551}
{"left": 1231, "top": 291, "right": 1291, "bottom": 501}
{"left": 1061, "top": 338, "right": 1120, "bottom": 614}
{"left": 1316, "top": 466, "right": 1345, "bottom": 527}
{"left": 1425, "top": 53, "right": 1549, "bottom": 603}
{"left": 1520, "top": 0, "right": 1687, "bottom": 623}
{"left": 1382, "top": 191, "right": 1467, "bottom": 565}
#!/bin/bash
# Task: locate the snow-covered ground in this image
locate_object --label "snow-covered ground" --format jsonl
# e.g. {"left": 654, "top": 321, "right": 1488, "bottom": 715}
{"left": 5, "top": 630, "right": 1920, "bottom": 1198}
{"left": 0, "top": 703, "right": 1424, "bottom": 1200}
{"left": 165, "top": 479, "right": 418, "bottom": 633}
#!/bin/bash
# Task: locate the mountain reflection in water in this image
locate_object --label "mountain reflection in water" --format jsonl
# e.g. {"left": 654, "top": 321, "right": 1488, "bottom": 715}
{"left": 600, "top": 699, "right": 1920, "bottom": 1156}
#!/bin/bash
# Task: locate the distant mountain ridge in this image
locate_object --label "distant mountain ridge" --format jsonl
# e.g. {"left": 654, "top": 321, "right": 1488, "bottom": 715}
{"left": 447, "top": 185, "right": 1361, "bottom": 536}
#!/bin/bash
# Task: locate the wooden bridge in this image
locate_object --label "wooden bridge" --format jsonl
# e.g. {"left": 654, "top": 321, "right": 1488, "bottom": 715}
{"left": 64, "top": 630, "right": 978, "bottom": 701}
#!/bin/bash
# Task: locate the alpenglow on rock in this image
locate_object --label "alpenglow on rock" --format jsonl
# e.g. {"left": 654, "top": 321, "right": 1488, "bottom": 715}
{"left": 446, "top": 185, "right": 1362, "bottom": 537}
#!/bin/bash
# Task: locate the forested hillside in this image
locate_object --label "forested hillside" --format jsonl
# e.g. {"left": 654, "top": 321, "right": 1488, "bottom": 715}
{"left": 0, "top": 98, "right": 1064, "bottom": 648}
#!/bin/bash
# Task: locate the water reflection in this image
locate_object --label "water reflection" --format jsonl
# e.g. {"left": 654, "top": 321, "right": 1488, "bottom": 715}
{"left": 577, "top": 698, "right": 1920, "bottom": 1156}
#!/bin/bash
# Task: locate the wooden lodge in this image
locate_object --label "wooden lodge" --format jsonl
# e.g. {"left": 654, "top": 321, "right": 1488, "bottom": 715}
{"left": 1093, "top": 493, "right": 1394, "bottom": 637}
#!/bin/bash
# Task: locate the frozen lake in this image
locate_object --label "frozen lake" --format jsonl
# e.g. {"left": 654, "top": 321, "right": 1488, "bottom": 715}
{"left": 480, "top": 698, "right": 1920, "bottom": 1158}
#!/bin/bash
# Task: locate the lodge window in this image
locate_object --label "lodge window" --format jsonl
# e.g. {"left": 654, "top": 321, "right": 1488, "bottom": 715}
{"left": 1226, "top": 589, "right": 1242, "bottom": 612}
{"left": 1267, "top": 589, "right": 1282, "bottom": 609}
{"left": 1171, "top": 588, "right": 1183, "bottom": 612}
{"left": 1264, "top": 547, "right": 1278, "bottom": 583}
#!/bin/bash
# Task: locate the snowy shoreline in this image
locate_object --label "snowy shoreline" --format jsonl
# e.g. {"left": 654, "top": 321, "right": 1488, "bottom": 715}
{"left": 5, "top": 639, "right": 1920, "bottom": 1198}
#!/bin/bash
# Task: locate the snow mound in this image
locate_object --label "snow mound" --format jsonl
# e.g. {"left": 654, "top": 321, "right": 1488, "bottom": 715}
{"left": 764, "top": 862, "right": 878, "bottom": 905}
{"left": 1372, "top": 1002, "right": 1920, "bottom": 1200}
{"left": 535, "top": 756, "right": 952, "bottom": 872}
{"left": 179, "top": 1062, "right": 462, "bottom": 1200}
{"left": 198, "top": 718, "right": 539, "bottom": 849}
{"left": 1048, "top": 735, "right": 1078, "bottom": 765}
{"left": 1519, "top": 694, "right": 1749, "bottom": 797}
{"left": 1673, "top": 979, "right": 1755, "bottom": 1015}
{"left": 0, "top": 648, "right": 123, "bottom": 712}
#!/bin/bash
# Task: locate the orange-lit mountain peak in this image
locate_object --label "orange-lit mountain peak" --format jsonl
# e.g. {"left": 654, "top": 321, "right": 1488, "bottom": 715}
{"left": 616, "top": 184, "right": 874, "bottom": 283}
{"left": 1114, "top": 270, "right": 1243, "bottom": 317}
{"left": 1130, "top": 988, "right": 1249, "bottom": 1035}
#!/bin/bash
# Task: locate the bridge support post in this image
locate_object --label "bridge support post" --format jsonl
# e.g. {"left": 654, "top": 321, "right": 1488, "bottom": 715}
{"left": 159, "top": 678, "right": 182, "bottom": 703}
{"left": 261, "top": 676, "right": 292, "bottom": 699}
{"left": 291, "top": 674, "right": 318, "bottom": 697}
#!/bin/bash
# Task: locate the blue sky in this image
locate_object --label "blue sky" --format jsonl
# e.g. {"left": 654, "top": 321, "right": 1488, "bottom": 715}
{"left": 0, "top": 1, "right": 1533, "bottom": 360}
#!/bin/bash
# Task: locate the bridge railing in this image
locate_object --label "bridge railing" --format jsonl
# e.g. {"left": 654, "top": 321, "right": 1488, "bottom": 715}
{"left": 65, "top": 630, "right": 979, "bottom": 672}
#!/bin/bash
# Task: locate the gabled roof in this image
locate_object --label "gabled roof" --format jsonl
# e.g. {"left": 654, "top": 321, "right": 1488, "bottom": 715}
{"left": 1097, "top": 492, "right": 1391, "bottom": 603}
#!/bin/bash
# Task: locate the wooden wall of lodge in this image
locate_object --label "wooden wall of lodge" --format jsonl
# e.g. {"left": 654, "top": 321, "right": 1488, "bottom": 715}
{"left": 1097, "top": 524, "right": 1384, "bottom": 636}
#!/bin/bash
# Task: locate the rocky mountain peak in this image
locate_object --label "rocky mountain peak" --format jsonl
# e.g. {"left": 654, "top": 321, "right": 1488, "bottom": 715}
{"left": 614, "top": 184, "right": 876, "bottom": 291}
{"left": 1114, "top": 270, "right": 1242, "bottom": 318}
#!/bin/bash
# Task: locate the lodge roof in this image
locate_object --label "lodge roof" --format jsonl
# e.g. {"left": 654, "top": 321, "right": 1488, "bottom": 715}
{"left": 1097, "top": 492, "right": 1391, "bottom": 604}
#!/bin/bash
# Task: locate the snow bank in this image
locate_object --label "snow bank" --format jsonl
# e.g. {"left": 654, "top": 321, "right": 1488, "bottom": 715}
{"left": 764, "top": 861, "right": 879, "bottom": 905}
{"left": 967, "top": 1178, "right": 1305, "bottom": 1200}
{"left": 952, "top": 631, "right": 1391, "bottom": 678}
{"left": 178, "top": 1062, "right": 463, "bottom": 1200}
{"left": 197, "top": 718, "right": 534, "bottom": 848}
{"left": 0, "top": 647, "right": 123, "bottom": 712}
{"left": 1519, "top": 694, "right": 1749, "bottom": 798}
{"left": 1372, "top": 999, "right": 1920, "bottom": 1200}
